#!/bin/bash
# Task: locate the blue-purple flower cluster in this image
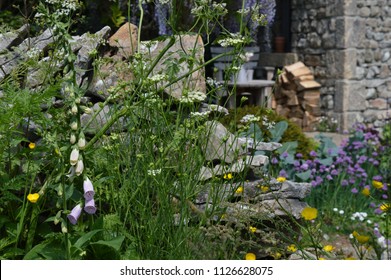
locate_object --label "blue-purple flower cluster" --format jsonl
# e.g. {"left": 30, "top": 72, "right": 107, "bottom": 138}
{"left": 270, "top": 123, "right": 389, "bottom": 214}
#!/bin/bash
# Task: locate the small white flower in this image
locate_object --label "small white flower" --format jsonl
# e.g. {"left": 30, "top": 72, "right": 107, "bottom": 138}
{"left": 147, "top": 169, "right": 161, "bottom": 176}
{"left": 333, "top": 208, "right": 338, "bottom": 212}
{"left": 339, "top": 210, "right": 344, "bottom": 215}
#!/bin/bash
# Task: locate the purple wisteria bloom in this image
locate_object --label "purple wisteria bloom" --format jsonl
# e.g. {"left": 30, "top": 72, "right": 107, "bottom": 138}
{"left": 84, "top": 199, "right": 97, "bottom": 215}
{"left": 83, "top": 178, "right": 95, "bottom": 201}
{"left": 67, "top": 204, "right": 82, "bottom": 225}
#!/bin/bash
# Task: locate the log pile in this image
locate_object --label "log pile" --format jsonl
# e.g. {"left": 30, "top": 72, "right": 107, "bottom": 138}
{"left": 272, "top": 62, "right": 321, "bottom": 131}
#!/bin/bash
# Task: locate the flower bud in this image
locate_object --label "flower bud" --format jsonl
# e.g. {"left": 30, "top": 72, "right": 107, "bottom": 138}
{"left": 70, "top": 133, "right": 76, "bottom": 144}
{"left": 71, "top": 104, "right": 78, "bottom": 115}
{"left": 70, "top": 121, "right": 78, "bottom": 131}
{"left": 78, "top": 132, "right": 86, "bottom": 150}
{"left": 70, "top": 148, "right": 79, "bottom": 166}
{"left": 75, "top": 159, "right": 84, "bottom": 176}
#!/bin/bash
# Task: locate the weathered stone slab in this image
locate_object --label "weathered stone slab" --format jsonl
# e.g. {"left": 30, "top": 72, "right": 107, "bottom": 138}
{"left": 202, "top": 121, "right": 246, "bottom": 163}
{"left": 140, "top": 34, "right": 206, "bottom": 100}
{"left": 0, "top": 24, "right": 29, "bottom": 53}
{"left": 109, "top": 22, "right": 138, "bottom": 59}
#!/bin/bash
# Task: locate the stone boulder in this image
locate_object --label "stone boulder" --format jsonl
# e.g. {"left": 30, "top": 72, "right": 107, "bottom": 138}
{"left": 109, "top": 22, "right": 138, "bottom": 59}
{"left": 140, "top": 34, "right": 206, "bottom": 100}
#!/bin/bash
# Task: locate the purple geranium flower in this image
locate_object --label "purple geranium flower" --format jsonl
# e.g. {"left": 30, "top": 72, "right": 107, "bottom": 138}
{"left": 83, "top": 178, "right": 95, "bottom": 201}
{"left": 67, "top": 204, "right": 82, "bottom": 225}
{"left": 84, "top": 199, "right": 97, "bottom": 215}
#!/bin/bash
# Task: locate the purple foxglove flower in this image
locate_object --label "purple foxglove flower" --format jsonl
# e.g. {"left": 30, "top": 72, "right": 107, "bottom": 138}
{"left": 67, "top": 204, "right": 82, "bottom": 225}
{"left": 84, "top": 199, "right": 97, "bottom": 215}
{"left": 83, "top": 178, "right": 95, "bottom": 201}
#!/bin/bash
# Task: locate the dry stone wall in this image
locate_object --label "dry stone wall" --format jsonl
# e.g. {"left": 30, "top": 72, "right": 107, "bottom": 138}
{"left": 290, "top": 0, "right": 391, "bottom": 130}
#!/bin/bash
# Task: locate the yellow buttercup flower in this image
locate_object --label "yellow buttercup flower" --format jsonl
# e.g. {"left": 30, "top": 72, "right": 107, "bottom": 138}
{"left": 276, "top": 176, "right": 286, "bottom": 182}
{"left": 223, "top": 173, "right": 233, "bottom": 180}
{"left": 245, "top": 253, "right": 256, "bottom": 260}
{"left": 235, "top": 186, "right": 244, "bottom": 194}
{"left": 301, "top": 207, "right": 318, "bottom": 220}
{"left": 372, "top": 180, "right": 383, "bottom": 189}
{"left": 323, "top": 245, "right": 334, "bottom": 252}
{"left": 27, "top": 193, "right": 40, "bottom": 203}
{"left": 352, "top": 231, "right": 370, "bottom": 244}
{"left": 28, "top": 142, "right": 36, "bottom": 149}
{"left": 259, "top": 185, "right": 269, "bottom": 192}
{"left": 380, "top": 203, "right": 390, "bottom": 212}
{"left": 361, "top": 188, "right": 370, "bottom": 196}
{"left": 249, "top": 226, "right": 257, "bottom": 233}
{"left": 287, "top": 244, "right": 297, "bottom": 253}
{"left": 318, "top": 257, "right": 326, "bottom": 260}
{"left": 271, "top": 252, "right": 281, "bottom": 259}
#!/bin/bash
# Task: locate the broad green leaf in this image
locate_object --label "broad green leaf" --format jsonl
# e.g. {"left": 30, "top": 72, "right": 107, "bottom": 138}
{"left": 73, "top": 229, "right": 103, "bottom": 249}
{"left": 24, "top": 240, "right": 65, "bottom": 260}
{"left": 270, "top": 121, "right": 288, "bottom": 142}
{"left": 295, "top": 170, "right": 312, "bottom": 181}
{"left": 318, "top": 157, "right": 333, "bottom": 166}
{"left": 277, "top": 141, "right": 298, "bottom": 155}
{"left": 90, "top": 235, "right": 125, "bottom": 252}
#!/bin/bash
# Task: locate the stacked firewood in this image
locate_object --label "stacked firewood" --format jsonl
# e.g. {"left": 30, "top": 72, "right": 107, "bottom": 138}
{"left": 272, "top": 62, "right": 321, "bottom": 131}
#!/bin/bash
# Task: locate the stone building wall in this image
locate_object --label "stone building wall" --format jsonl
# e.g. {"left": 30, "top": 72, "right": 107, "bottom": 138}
{"left": 290, "top": 0, "right": 391, "bottom": 130}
